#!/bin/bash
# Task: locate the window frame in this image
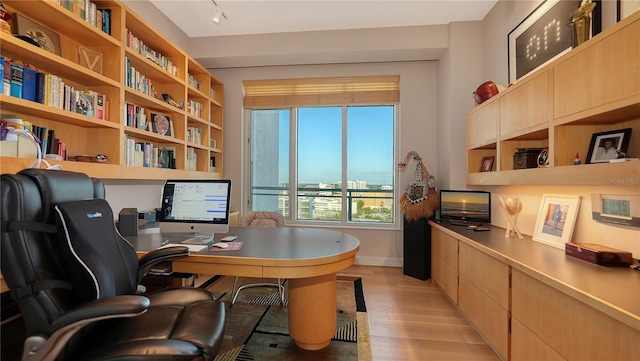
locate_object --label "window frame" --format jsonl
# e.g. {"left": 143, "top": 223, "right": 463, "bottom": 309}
{"left": 244, "top": 105, "right": 401, "bottom": 230}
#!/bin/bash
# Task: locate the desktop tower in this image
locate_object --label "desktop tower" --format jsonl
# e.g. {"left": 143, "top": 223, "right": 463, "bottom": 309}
{"left": 403, "top": 217, "right": 432, "bottom": 280}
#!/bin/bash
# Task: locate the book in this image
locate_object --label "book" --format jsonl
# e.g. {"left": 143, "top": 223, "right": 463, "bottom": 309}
{"left": 36, "top": 72, "right": 47, "bottom": 104}
{"left": 9, "top": 63, "right": 23, "bottom": 98}
{"left": 96, "top": 93, "right": 105, "bottom": 119}
{"left": 22, "top": 67, "right": 37, "bottom": 102}
{"left": 46, "top": 129, "right": 55, "bottom": 154}
{"left": 0, "top": 56, "right": 3, "bottom": 95}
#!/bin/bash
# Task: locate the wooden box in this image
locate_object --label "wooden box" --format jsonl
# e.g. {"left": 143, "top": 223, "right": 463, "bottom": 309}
{"left": 565, "top": 242, "right": 633, "bottom": 266}
{"left": 513, "top": 148, "right": 543, "bottom": 169}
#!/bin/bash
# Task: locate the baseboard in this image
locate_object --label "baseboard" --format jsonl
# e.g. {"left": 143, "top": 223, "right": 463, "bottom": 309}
{"left": 354, "top": 256, "right": 402, "bottom": 267}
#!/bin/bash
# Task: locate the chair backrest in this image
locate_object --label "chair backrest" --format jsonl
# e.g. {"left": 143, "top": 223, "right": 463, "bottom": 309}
{"left": 0, "top": 169, "right": 138, "bottom": 338}
{"left": 239, "top": 211, "right": 285, "bottom": 228}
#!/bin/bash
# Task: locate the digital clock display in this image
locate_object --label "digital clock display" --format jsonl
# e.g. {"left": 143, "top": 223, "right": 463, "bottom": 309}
{"left": 514, "top": 0, "right": 577, "bottom": 80}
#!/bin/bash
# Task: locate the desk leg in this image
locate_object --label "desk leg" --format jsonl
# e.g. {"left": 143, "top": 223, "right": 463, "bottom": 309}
{"left": 288, "top": 273, "right": 337, "bottom": 350}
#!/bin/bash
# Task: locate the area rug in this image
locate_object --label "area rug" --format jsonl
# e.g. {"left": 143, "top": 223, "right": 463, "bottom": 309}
{"left": 201, "top": 274, "right": 372, "bottom": 361}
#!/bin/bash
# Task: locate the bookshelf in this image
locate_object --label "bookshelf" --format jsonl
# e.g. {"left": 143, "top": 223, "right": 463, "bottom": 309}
{"left": 466, "top": 10, "right": 639, "bottom": 187}
{"left": 0, "top": 0, "right": 224, "bottom": 180}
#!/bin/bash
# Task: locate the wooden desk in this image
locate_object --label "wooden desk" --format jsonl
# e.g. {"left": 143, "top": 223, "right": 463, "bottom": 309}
{"left": 129, "top": 226, "right": 360, "bottom": 350}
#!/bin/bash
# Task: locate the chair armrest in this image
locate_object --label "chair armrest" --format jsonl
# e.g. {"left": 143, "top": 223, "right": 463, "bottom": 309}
{"left": 50, "top": 295, "right": 150, "bottom": 331}
{"left": 26, "top": 296, "right": 149, "bottom": 361}
{"left": 137, "top": 246, "right": 190, "bottom": 282}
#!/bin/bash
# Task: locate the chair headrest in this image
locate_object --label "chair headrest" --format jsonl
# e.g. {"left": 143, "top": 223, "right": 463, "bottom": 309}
{"left": 18, "top": 169, "right": 103, "bottom": 222}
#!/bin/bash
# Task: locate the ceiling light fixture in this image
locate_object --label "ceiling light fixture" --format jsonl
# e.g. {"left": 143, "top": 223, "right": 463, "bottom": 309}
{"left": 212, "top": 0, "right": 228, "bottom": 24}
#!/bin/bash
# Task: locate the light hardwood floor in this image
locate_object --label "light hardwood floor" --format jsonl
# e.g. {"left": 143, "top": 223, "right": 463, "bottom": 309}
{"left": 344, "top": 265, "right": 501, "bottom": 361}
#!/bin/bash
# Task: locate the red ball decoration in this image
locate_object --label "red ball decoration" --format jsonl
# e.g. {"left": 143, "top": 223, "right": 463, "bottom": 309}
{"left": 474, "top": 81, "right": 499, "bottom": 105}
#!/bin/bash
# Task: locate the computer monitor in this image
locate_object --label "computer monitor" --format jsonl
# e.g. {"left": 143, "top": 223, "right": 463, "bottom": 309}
{"left": 439, "top": 189, "right": 491, "bottom": 225}
{"left": 159, "top": 179, "right": 232, "bottom": 244}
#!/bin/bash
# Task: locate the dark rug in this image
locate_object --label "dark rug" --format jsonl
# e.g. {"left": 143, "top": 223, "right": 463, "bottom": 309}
{"left": 203, "top": 274, "right": 372, "bottom": 361}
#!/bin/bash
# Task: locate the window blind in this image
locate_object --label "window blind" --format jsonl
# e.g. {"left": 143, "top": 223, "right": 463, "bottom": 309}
{"left": 243, "top": 76, "right": 400, "bottom": 108}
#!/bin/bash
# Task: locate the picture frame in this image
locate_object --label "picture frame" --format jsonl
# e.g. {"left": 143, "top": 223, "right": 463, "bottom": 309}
{"left": 533, "top": 194, "right": 581, "bottom": 249}
{"left": 585, "top": 128, "right": 632, "bottom": 164}
{"left": 617, "top": 0, "right": 640, "bottom": 21}
{"left": 13, "top": 13, "right": 61, "bottom": 56}
{"left": 480, "top": 156, "right": 494, "bottom": 172}
{"left": 150, "top": 113, "right": 172, "bottom": 136}
{"left": 508, "top": 0, "right": 601, "bottom": 83}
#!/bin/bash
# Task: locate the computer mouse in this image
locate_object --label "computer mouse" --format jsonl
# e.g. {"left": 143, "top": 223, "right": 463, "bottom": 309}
{"left": 212, "top": 242, "right": 230, "bottom": 249}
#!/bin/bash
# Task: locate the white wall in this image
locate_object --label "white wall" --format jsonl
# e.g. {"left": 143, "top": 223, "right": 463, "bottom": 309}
{"left": 212, "top": 61, "right": 438, "bottom": 266}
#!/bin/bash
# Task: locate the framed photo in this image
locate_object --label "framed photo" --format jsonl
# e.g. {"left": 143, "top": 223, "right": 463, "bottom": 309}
{"left": 533, "top": 194, "right": 581, "bottom": 249}
{"left": 13, "top": 13, "right": 61, "bottom": 55}
{"left": 508, "top": 0, "right": 601, "bottom": 83}
{"left": 585, "top": 128, "right": 632, "bottom": 164}
{"left": 617, "top": 0, "right": 640, "bottom": 21}
{"left": 480, "top": 156, "right": 494, "bottom": 172}
{"left": 536, "top": 147, "right": 549, "bottom": 168}
{"left": 150, "top": 113, "right": 172, "bottom": 136}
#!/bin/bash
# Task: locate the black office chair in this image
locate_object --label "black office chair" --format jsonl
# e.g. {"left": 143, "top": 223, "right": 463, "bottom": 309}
{"left": 0, "top": 169, "right": 225, "bottom": 361}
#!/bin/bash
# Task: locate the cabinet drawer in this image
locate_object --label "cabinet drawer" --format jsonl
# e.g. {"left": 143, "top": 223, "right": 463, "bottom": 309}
{"left": 432, "top": 229, "right": 458, "bottom": 268}
{"left": 512, "top": 269, "right": 640, "bottom": 360}
{"left": 511, "top": 318, "right": 566, "bottom": 361}
{"left": 459, "top": 243, "right": 509, "bottom": 309}
{"left": 459, "top": 276, "right": 509, "bottom": 360}
{"left": 432, "top": 255, "right": 458, "bottom": 303}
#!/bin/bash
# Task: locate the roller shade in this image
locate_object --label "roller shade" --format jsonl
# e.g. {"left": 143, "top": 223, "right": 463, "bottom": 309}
{"left": 243, "top": 76, "right": 400, "bottom": 108}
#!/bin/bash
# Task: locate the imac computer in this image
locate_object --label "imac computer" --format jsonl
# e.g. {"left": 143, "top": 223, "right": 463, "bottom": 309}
{"left": 439, "top": 189, "right": 491, "bottom": 226}
{"left": 159, "top": 179, "right": 232, "bottom": 244}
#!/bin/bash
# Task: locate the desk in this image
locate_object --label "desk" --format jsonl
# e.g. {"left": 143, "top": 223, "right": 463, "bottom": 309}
{"left": 128, "top": 226, "right": 360, "bottom": 350}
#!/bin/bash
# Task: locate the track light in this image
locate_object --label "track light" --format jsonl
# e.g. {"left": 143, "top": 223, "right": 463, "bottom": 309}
{"left": 212, "top": 0, "right": 228, "bottom": 24}
{"left": 213, "top": 5, "right": 222, "bottom": 23}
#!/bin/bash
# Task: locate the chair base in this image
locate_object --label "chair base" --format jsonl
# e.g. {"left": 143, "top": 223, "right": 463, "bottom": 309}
{"left": 231, "top": 277, "right": 285, "bottom": 305}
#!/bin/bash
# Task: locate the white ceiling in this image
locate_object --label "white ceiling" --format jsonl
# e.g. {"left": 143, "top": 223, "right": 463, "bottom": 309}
{"left": 149, "top": 0, "right": 498, "bottom": 38}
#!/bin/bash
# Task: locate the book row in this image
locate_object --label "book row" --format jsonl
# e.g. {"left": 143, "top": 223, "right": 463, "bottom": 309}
{"left": 126, "top": 28, "right": 177, "bottom": 76}
{"left": 52, "top": 0, "right": 112, "bottom": 35}
{"left": 125, "top": 57, "right": 157, "bottom": 98}
{"left": 1, "top": 115, "right": 68, "bottom": 159}
{"left": 186, "top": 126, "right": 203, "bottom": 145}
{"left": 124, "top": 135, "right": 176, "bottom": 169}
{"left": 186, "top": 99, "right": 204, "bottom": 118}
{"left": 1, "top": 57, "right": 108, "bottom": 120}
{"left": 188, "top": 74, "right": 202, "bottom": 91}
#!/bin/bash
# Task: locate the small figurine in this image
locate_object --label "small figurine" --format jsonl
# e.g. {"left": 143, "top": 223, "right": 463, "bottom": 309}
{"left": 162, "top": 93, "right": 184, "bottom": 110}
{"left": 574, "top": 152, "right": 581, "bottom": 165}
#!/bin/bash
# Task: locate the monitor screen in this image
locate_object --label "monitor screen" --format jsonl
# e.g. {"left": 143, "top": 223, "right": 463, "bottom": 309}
{"left": 439, "top": 190, "right": 491, "bottom": 225}
{"left": 159, "top": 179, "right": 232, "bottom": 243}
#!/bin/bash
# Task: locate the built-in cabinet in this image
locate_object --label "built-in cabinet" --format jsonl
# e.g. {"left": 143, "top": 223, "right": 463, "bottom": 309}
{"left": 431, "top": 224, "right": 640, "bottom": 361}
{"left": 0, "top": 0, "right": 224, "bottom": 180}
{"left": 467, "top": 10, "right": 639, "bottom": 186}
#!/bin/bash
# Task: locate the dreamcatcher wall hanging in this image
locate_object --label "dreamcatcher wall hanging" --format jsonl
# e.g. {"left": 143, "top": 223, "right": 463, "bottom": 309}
{"left": 397, "top": 151, "right": 439, "bottom": 221}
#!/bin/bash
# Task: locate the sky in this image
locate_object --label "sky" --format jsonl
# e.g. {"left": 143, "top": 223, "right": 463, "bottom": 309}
{"left": 278, "top": 106, "right": 394, "bottom": 185}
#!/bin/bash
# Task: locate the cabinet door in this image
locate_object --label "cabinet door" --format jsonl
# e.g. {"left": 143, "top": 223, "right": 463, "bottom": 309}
{"left": 431, "top": 228, "right": 458, "bottom": 303}
{"left": 499, "top": 71, "right": 550, "bottom": 138}
{"left": 467, "top": 100, "right": 498, "bottom": 148}
{"left": 553, "top": 18, "right": 639, "bottom": 122}
{"left": 512, "top": 269, "right": 640, "bottom": 360}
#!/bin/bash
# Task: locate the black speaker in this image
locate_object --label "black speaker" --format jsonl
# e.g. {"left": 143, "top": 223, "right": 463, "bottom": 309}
{"left": 118, "top": 208, "right": 138, "bottom": 236}
{"left": 403, "top": 217, "right": 431, "bottom": 280}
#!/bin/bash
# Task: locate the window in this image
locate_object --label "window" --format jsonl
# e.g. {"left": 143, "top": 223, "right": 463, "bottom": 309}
{"left": 245, "top": 77, "right": 399, "bottom": 226}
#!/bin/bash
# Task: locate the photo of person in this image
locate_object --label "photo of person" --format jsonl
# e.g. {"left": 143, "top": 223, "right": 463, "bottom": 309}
{"left": 542, "top": 204, "right": 567, "bottom": 237}
{"left": 586, "top": 128, "right": 632, "bottom": 164}
{"left": 594, "top": 137, "right": 619, "bottom": 161}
